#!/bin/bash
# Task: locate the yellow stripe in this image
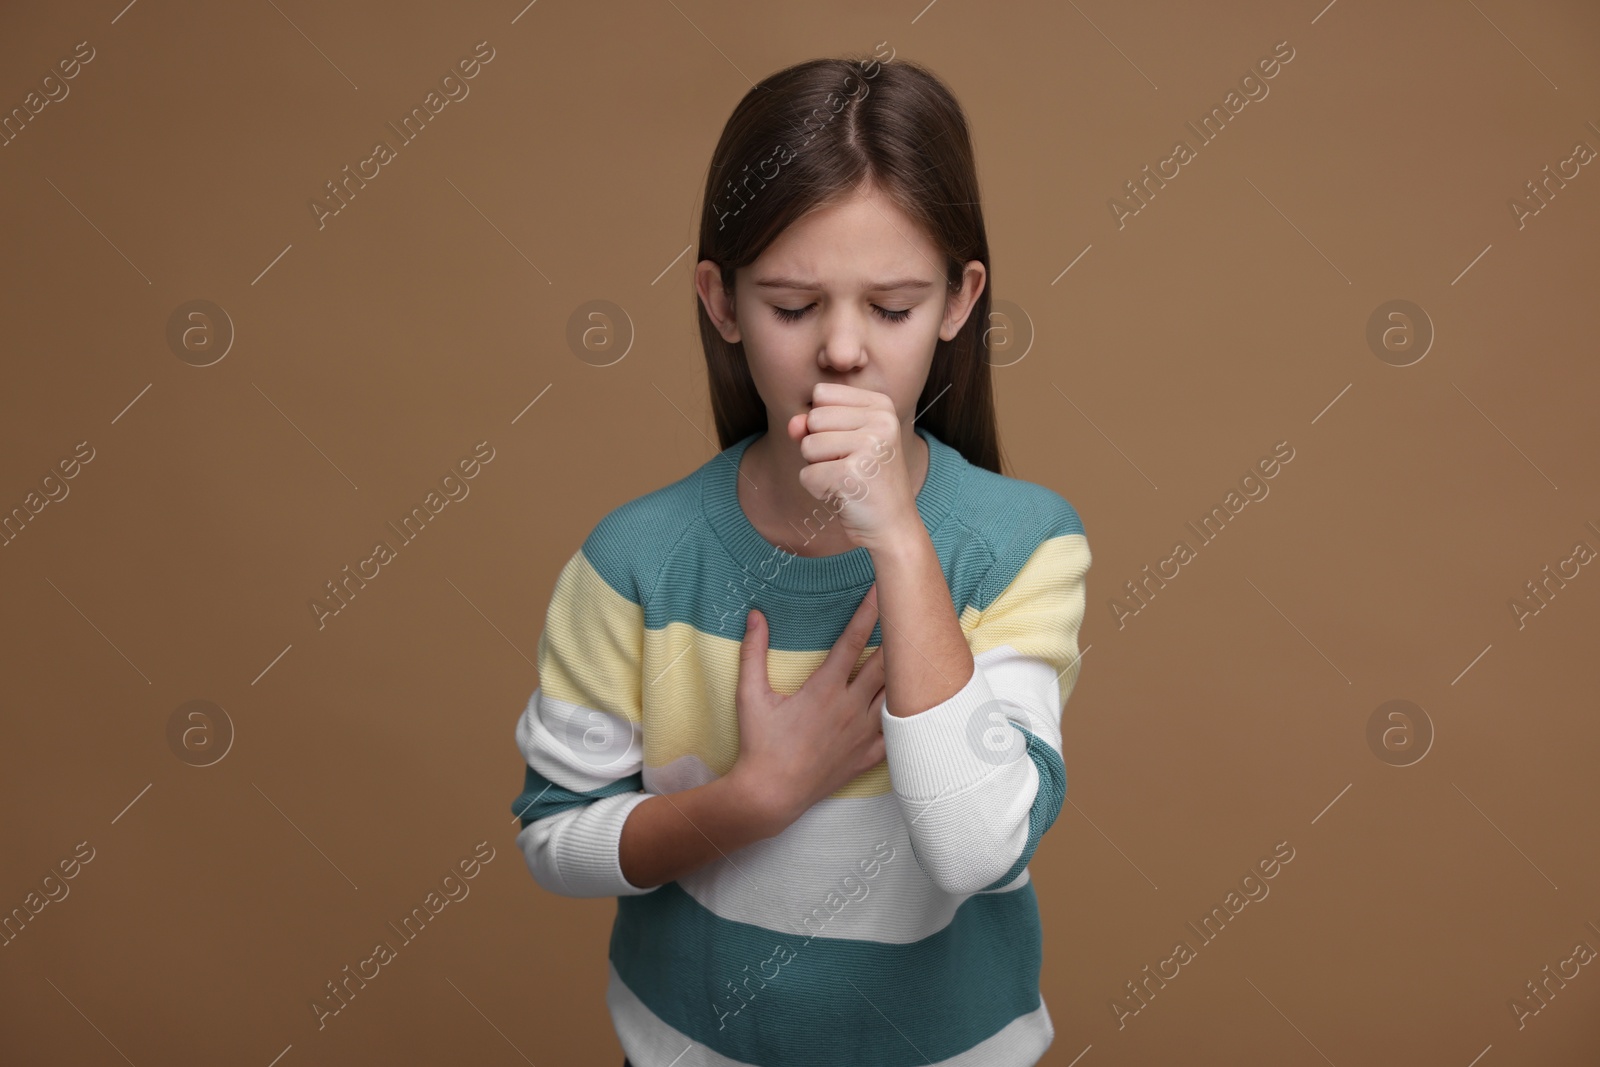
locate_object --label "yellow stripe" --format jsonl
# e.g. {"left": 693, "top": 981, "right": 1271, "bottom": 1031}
{"left": 538, "top": 533, "right": 1087, "bottom": 800}
{"left": 969, "top": 533, "right": 1091, "bottom": 709}
{"left": 638, "top": 618, "right": 931, "bottom": 799}
{"left": 538, "top": 552, "right": 644, "bottom": 723}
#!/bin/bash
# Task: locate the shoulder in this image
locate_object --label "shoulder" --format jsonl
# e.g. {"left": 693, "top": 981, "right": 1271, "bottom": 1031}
{"left": 954, "top": 461, "right": 1086, "bottom": 555}
{"left": 574, "top": 461, "right": 707, "bottom": 608}
{"left": 950, "top": 464, "right": 1089, "bottom": 607}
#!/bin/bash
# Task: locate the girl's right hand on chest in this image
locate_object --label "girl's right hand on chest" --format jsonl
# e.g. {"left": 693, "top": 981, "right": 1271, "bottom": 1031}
{"left": 726, "top": 585, "right": 888, "bottom": 830}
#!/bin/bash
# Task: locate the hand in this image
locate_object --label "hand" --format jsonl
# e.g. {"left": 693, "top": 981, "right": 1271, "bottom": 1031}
{"left": 784, "top": 383, "right": 918, "bottom": 554}
{"left": 726, "top": 584, "right": 888, "bottom": 829}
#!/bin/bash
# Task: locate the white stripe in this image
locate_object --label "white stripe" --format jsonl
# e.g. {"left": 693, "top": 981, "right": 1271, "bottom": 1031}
{"left": 637, "top": 757, "right": 1029, "bottom": 943}
{"left": 977, "top": 645, "right": 1066, "bottom": 753}
{"left": 513, "top": 694, "right": 657, "bottom": 899}
{"left": 514, "top": 789, "right": 658, "bottom": 899}
{"left": 512, "top": 642, "right": 1061, "bottom": 912}
{"left": 878, "top": 646, "right": 1066, "bottom": 895}
{"left": 518, "top": 686, "right": 644, "bottom": 795}
{"left": 517, "top": 646, "right": 1059, "bottom": 798}
{"left": 607, "top": 961, "right": 1055, "bottom": 1066}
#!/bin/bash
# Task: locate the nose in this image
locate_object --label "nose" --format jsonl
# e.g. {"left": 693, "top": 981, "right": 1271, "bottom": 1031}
{"left": 818, "top": 309, "right": 869, "bottom": 372}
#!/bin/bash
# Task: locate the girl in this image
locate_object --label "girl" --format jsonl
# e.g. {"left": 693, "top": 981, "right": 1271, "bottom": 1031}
{"left": 511, "top": 52, "right": 1090, "bottom": 1067}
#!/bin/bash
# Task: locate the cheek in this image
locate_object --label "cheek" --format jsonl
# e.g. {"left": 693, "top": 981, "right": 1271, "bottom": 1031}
{"left": 885, "top": 344, "right": 938, "bottom": 410}
{"left": 741, "top": 336, "right": 810, "bottom": 397}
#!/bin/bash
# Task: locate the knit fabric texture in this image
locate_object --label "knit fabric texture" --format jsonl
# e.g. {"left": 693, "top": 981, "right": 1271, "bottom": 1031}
{"left": 510, "top": 425, "right": 1091, "bottom": 1067}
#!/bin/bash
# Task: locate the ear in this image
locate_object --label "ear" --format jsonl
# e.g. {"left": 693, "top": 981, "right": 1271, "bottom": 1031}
{"left": 696, "top": 260, "right": 742, "bottom": 343}
{"left": 939, "top": 260, "right": 988, "bottom": 342}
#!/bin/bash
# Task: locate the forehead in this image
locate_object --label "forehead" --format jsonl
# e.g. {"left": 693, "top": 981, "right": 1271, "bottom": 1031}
{"left": 749, "top": 188, "right": 942, "bottom": 288}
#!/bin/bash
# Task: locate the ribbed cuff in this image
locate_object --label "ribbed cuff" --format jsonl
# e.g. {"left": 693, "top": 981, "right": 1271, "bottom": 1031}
{"left": 543, "top": 789, "right": 661, "bottom": 897}
{"left": 880, "top": 663, "right": 1008, "bottom": 801}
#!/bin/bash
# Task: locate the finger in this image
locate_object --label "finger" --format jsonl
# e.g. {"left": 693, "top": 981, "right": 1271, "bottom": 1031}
{"left": 848, "top": 643, "right": 885, "bottom": 695}
{"left": 737, "top": 609, "right": 774, "bottom": 702}
{"left": 819, "top": 584, "right": 879, "bottom": 677}
{"left": 796, "top": 429, "right": 868, "bottom": 465}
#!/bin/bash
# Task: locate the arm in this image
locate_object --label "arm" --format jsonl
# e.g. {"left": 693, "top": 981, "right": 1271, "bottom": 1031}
{"left": 874, "top": 497, "right": 1090, "bottom": 895}
{"left": 515, "top": 712, "right": 784, "bottom": 893}
{"left": 509, "top": 545, "right": 660, "bottom": 898}
{"left": 617, "top": 774, "right": 785, "bottom": 889}
{"left": 512, "top": 693, "right": 653, "bottom": 898}
{"left": 511, "top": 540, "right": 796, "bottom": 896}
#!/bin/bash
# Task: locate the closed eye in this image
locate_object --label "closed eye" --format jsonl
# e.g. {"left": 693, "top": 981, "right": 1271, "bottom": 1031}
{"left": 772, "top": 304, "right": 912, "bottom": 324}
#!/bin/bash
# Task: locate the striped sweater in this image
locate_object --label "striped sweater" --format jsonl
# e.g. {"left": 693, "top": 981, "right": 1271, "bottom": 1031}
{"left": 510, "top": 425, "right": 1091, "bottom": 1067}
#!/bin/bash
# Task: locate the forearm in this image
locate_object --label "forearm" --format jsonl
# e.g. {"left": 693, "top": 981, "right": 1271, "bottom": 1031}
{"left": 871, "top": 532, "right": 975, "bottom": 717}
{"left": 618, "top": 774, "right": 785, "bottom": 889}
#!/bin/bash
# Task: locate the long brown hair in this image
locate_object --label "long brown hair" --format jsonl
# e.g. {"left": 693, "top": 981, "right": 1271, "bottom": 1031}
{"left": 695, "top": 53, "right": 1003, "bottom": 474}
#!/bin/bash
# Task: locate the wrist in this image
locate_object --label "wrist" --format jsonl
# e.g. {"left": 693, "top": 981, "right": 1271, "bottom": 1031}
{"left": 866, "top": 523, "right": 936, "bottom": 570}
{"left": 721, "top": 769, "right": 796, "bottom": 840}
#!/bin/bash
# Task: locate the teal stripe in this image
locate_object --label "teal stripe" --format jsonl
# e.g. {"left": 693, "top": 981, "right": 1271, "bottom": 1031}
{"left": 511, "top": 764, "right": 641, "bottom": 830}
{"left": 970, "top": 493, "right": 1085, "bottom": 612}
{"left": 609, "top": 879, "right": 1043, "bottom": 1064}
{"left": 644, "top": 537, "right": 993, "bottom": 652}
{"left": 571, "top": 427, "right": 1084, "bottom": 653}
{"left": 634, "top": 501, "right": 1079, "bottom": 650}
{"left": 979, "top": 725, "right": 1067, "bottom": 892}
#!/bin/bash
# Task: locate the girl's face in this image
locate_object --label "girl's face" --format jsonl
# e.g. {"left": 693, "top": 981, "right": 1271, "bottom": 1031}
{"left": 698, "top": 182, "right": 986, "bottom": 431}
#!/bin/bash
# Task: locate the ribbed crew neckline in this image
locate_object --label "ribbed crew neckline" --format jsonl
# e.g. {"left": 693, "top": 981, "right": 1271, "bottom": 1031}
{"left": 701, "top": 425, "right": 966, "bottom": 593}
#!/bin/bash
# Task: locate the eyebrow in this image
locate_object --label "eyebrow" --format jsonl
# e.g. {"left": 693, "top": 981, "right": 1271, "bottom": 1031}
{"left": 752, "top": 276, "right": 935, "bottom": 292}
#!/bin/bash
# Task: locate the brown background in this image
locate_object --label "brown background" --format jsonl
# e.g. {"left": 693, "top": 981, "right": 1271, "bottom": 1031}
{"left": 2, "top": 0, "right": 1598, "bottom": 1063}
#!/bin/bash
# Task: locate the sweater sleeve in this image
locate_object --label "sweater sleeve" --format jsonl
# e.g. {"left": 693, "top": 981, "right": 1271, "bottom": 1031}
{"left": 879, "top": 495, "right": 1089, "bottom": 896}
{"left": 509, "top": 544, "right": 660, "bottom": 899}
